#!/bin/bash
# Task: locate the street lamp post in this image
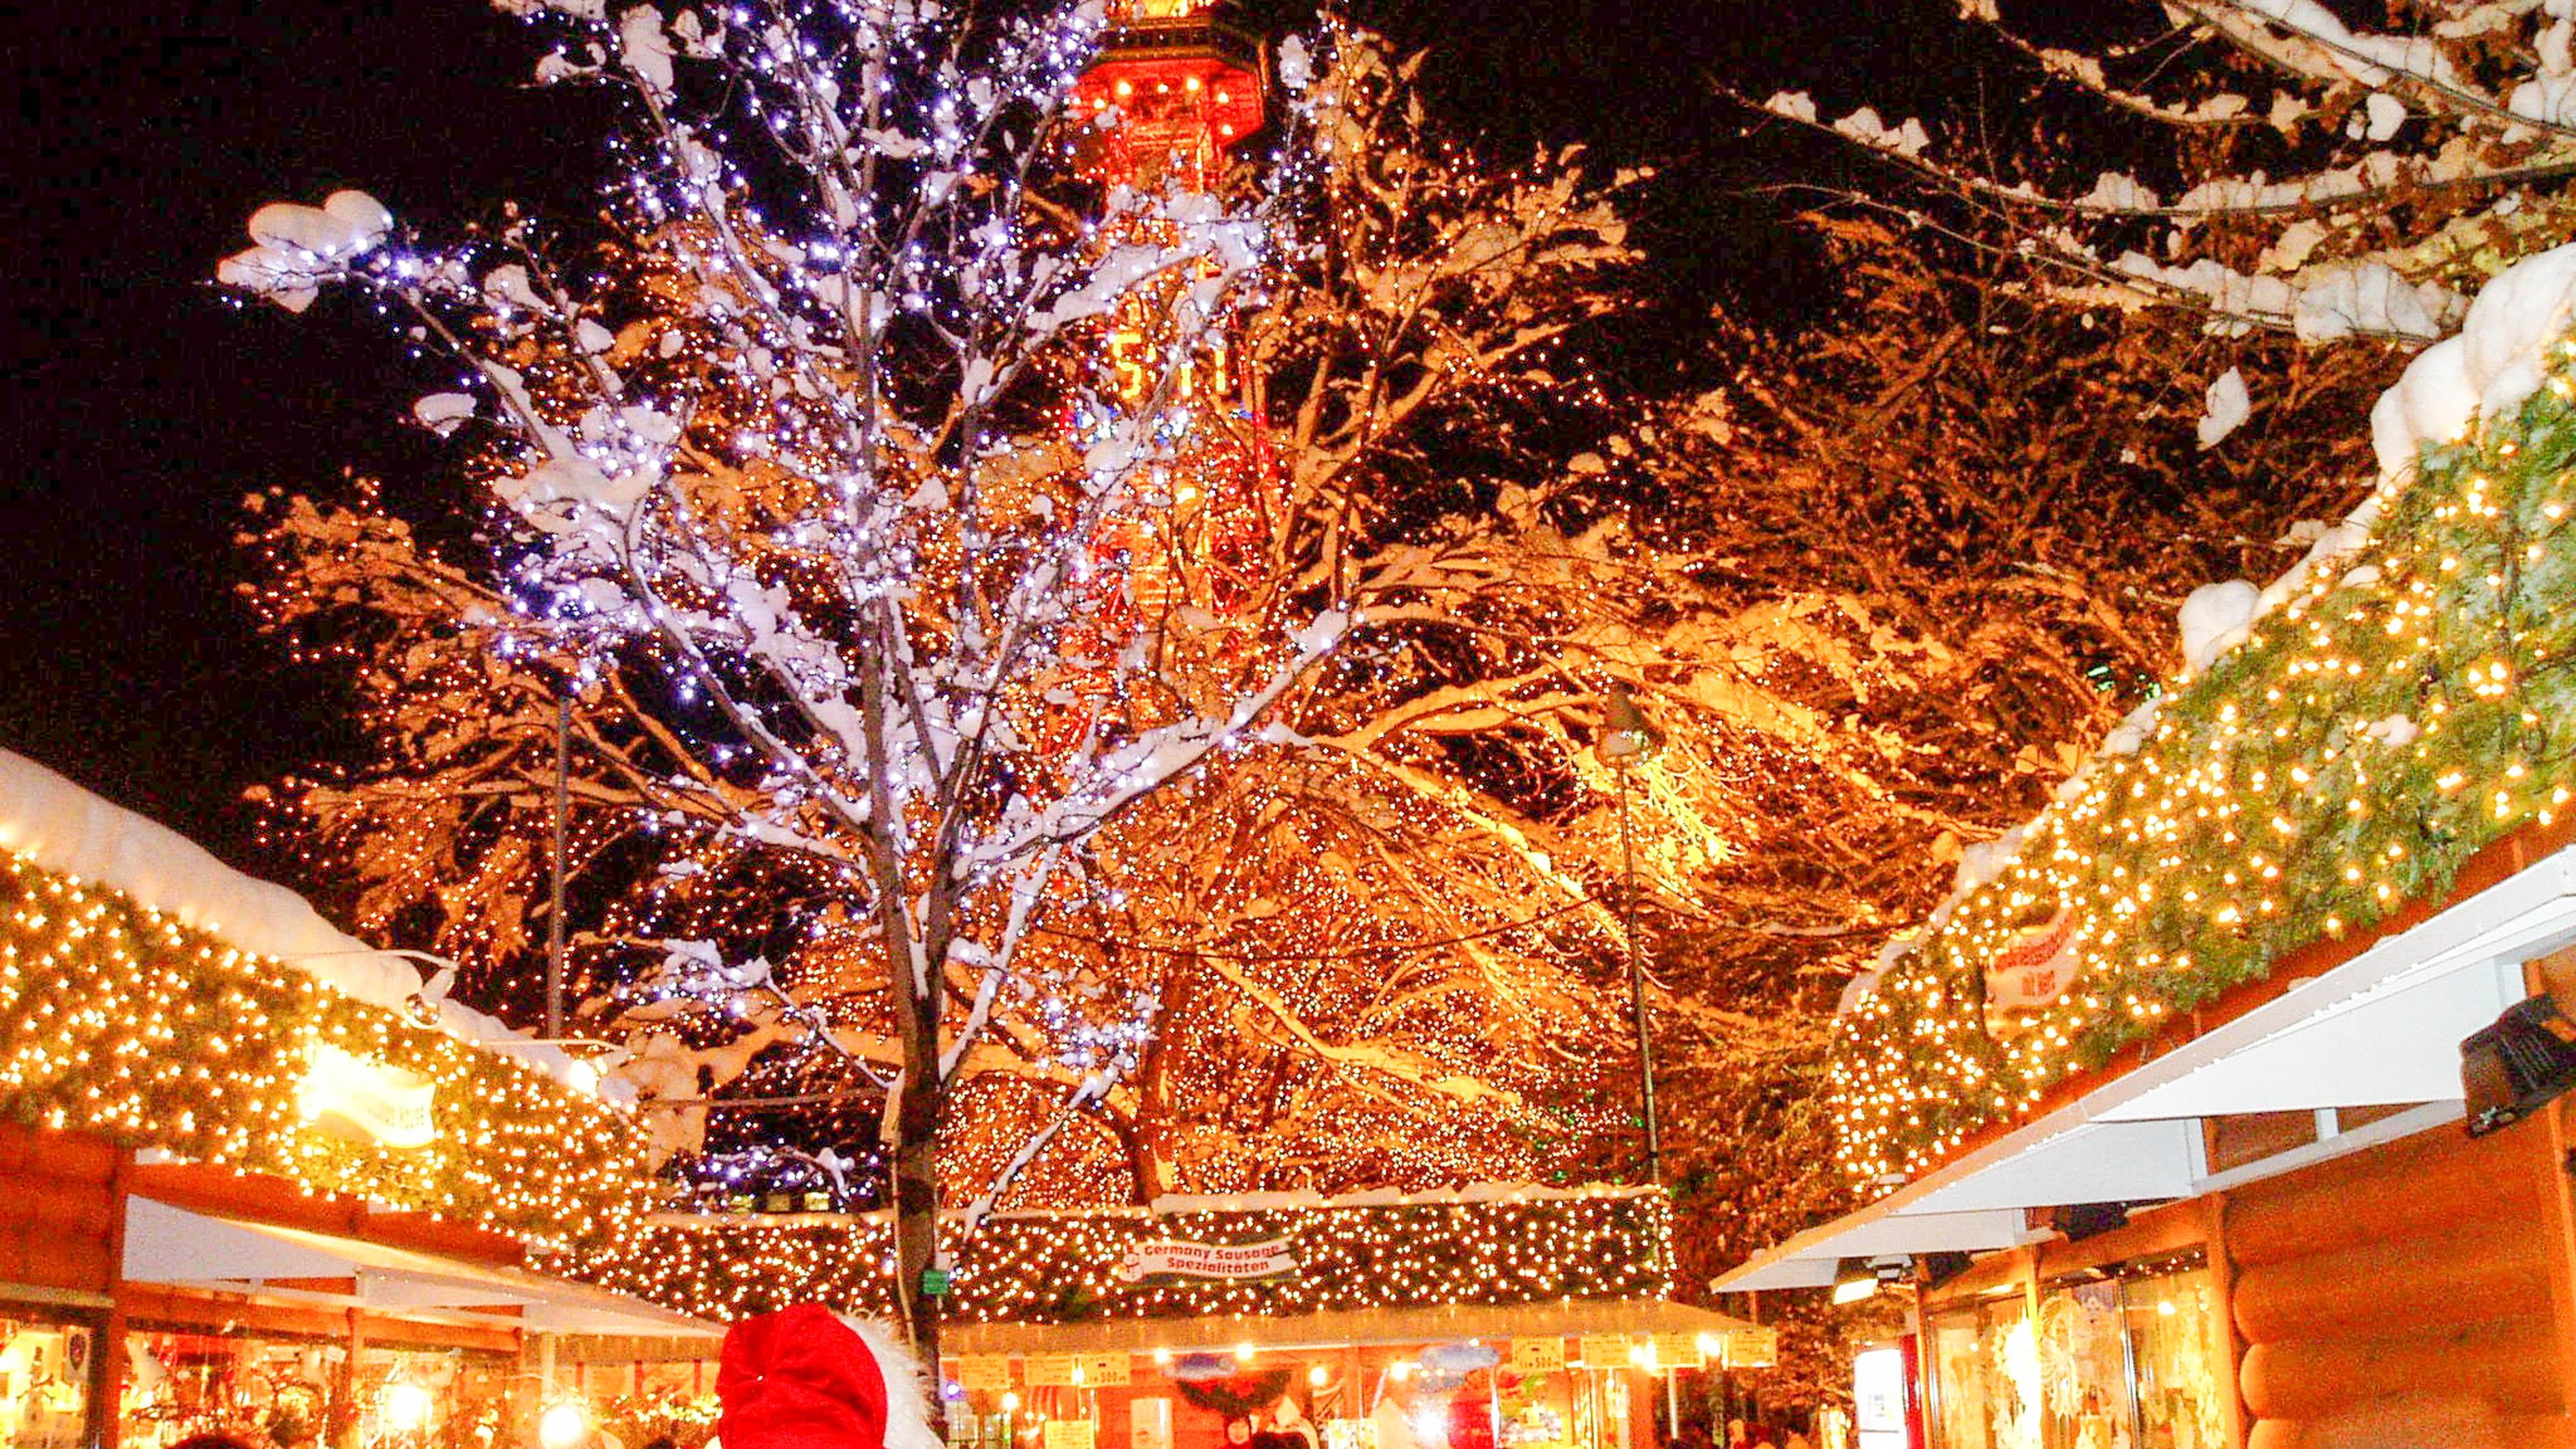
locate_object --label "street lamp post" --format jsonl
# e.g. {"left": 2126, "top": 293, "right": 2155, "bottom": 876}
{"left": 1598, "top": 680, "right": 1662, "bottom": 1184}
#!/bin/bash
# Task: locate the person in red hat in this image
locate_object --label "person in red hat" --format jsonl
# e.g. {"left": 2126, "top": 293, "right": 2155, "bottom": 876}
{"left": 716, "top": 1304, "right": 943, "bottom": 1449}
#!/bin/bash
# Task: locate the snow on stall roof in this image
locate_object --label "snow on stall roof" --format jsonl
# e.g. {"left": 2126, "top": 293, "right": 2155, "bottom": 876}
{"left": 0, "top": 748, "right": 617, "bottom": 1100}
{"left": 1847, "top": 240, "right": 2576, "bottom": 1003}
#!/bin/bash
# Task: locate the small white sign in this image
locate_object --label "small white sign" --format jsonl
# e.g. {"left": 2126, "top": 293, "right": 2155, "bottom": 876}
{"left": 1115, "top": 1236, "right": 1298, "bottom": 1283}
{"left": 299, "top": 1044, "right": 437, "bottom": 1149}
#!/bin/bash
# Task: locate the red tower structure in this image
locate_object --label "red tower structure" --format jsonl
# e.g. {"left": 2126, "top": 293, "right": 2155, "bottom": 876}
{"left": 1072, "top": 1, "right": 1269, "bottom": 191}
{"left": 1030, "top": 1, "right": 1281, "bottom": 752}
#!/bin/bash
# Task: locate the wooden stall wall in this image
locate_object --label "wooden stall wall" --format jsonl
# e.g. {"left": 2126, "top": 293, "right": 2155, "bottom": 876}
{"left": 2226, "top": 1114, "right": 2576, "bottom": 1448}
{"left": 0, "top": 1119, "right": 120, "bottom": 1295}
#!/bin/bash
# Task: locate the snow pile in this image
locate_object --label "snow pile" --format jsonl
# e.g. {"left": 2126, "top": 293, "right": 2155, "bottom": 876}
{"left": 2196, "top": 368, "right": 2251, "bottom": 448}
{"left": 0, "top": 748, "right": 615, "bottom": 1099}
{"left": 1847, "top": 239, "right": 2576, "bottom": 1004}
{"left": 215, "top": 190, "right": 394, "bottom": 314}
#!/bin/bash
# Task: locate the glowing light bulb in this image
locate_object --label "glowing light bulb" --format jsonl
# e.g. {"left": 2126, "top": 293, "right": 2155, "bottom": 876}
{"left": 538, "top": 1402, "right": 591, "bottom": 1449}
{"left": 380, "top": 1382, "right": 435, "bottom": 1435}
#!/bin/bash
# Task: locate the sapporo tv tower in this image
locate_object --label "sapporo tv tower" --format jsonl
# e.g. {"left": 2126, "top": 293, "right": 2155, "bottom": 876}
{"left": 1033, "top": 0, "right": 1282, "bottom": 750}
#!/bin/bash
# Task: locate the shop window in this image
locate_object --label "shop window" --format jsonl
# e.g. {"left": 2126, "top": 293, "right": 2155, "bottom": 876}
{"left": 123, "top": 1331, "right": 512, "bottom": 1448}
{"left": 2118, "top": 1260, "right": 2226, "bottom": 1449}
{"left": 1925, "top": 1294, "right": 2031, "bottom": 1449}
{"left": 0, "top": 1309, "right": 99, "bottom": 1449}
{"left": 1923, "top": 1253, "right": 2228, "bottom": 1449}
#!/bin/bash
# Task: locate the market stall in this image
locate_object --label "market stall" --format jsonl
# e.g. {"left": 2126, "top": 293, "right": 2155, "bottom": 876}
{"left": 1711, "top": 249, "right": 2576, "bottom": 1448}
{"left": 553, "top": 1187, "right": 1769, "bottom": 1449}
{"left": 0, "top": 748, "right": 720, "bottom": 1446}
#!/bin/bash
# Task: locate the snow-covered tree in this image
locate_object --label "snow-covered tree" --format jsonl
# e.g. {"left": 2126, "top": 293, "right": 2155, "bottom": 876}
{"left": 242, "top": 4, "right": 2065, "bottom": 1251}
{"left": 1738, "top": 1, "right": 2576, "bottom": 405}
{"left": 1614, "top": 190, "right": 2421, "bottom": 1414}
{"left": 221, "top": 0, "right": 1347, "bottom": 1362}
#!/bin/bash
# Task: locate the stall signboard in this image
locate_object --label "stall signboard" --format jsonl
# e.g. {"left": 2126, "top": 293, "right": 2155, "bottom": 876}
{"left": 1114, "top": 1235, "right": 1298, "bottom": 1285}
{"left": 1509, "top": 1338, "right": 1566, "bottom": 1374}
{"left": 1647, "top": 1334, "right": 1704, "bottom": 1371}
{"left": 1026, "top": 1354, "right": 1081, "bottom": 1388}
{"left": 1077, "top": 1353, "right": 1131, "bottom": 1388}
{"left": 1046, "top": 1422, "right": 1098, "bottom": 1449}
{"left": 1575, "top": 1335, "right": 1629, "bottom": 1369}
{"left": 1721, "top": 1328, "right": 1779, "bottom": 1370}
{"left": 958, "top": 1356, "right": 1012, "bottom": 1394}
{"left": 298, "top": 1045, "right": 436, "bottom": 1150}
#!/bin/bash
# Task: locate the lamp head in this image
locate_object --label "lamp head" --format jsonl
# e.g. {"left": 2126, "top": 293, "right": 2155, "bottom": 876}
{"left": 1597, "top": 680, "right": 1659, "bottom": 765}
{"left": 2464, "top": 994, "right": 2576, "bottom": 1135}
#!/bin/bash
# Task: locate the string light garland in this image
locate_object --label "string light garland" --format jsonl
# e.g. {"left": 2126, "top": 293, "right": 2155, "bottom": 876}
{"left": 0, "top": 849, "right": 651, "bottom": 1246}
{"left": 1831, "top": 337, "right": 2576, "bottom": 1185}
{"left": 547, "top": 1189, "right": 1670, "bottom": 1323}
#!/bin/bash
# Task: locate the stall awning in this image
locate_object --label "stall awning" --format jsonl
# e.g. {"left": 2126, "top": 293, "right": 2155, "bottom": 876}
{"left": 121, "top": 1198, "right": 720, "bottom": 1339}
{"left": 1713, "top": 840, "right": 2576, "bottom": 1292}
{"left": 941, "top": 1297, "right": 1753, "bottom": 1356}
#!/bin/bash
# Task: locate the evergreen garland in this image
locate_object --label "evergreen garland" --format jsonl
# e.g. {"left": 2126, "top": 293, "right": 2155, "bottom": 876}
{"left": 0, "top": 851, "right": 650, "bottom": 1244}
{"left": 1835, "top": 339, "right": 2576, "bottom": 1182}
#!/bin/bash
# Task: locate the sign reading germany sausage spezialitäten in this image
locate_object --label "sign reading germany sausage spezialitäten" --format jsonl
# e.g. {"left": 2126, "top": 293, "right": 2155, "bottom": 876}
{"left": 1114, "top": 1235, "right": 1300, "bottom": 1285}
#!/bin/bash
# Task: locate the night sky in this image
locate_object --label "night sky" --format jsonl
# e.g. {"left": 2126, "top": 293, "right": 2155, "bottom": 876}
{"left": 1, "top": 0, "right": 1975, "bottom": 870}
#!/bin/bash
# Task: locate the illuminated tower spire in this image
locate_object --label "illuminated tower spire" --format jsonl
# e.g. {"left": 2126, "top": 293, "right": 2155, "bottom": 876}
{"left": 1020, "top": 2, "right": 1281, "bottom": 755}
{"left": 1072, "top": 0, "right": 1269, "bottom": 189}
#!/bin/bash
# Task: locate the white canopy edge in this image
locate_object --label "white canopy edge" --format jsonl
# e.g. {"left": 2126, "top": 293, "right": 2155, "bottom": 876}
{"left": 0, "top": 748, "right": 616, "bottom": 1099}
{"left": 122, "top": 1196, "right": 718, "bottom": 1338}
{"left": 940, "top": 1296, "right": 1753, "bottom": 1357}
{"left": 1714, "top": 841, "right": 2576, "bottom": 1292}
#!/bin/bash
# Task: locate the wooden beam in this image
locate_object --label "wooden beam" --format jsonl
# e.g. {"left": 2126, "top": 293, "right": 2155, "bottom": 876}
{"left": 126, "top": 1160, "right": 525, "bottom": 1267}
{"left": 2206, "top": 1195, "right": 2250, "bottom": 1449}
{"left": 118, "top": 1283, "right": 521, "bottom": 1356}
{"left": 2028, "top": 1197, "right": 2207, "bottom": 1282}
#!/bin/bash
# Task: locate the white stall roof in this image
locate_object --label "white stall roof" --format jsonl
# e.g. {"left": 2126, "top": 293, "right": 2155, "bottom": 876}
{"left": 1713, "top": 841, "right": 2576, "bottom": 1292}
{"left": 123, "top": 1197, "right": 717, "bottom": 1338}
{"left": 0, "top": 747, "right": 615, "bottom": 1099}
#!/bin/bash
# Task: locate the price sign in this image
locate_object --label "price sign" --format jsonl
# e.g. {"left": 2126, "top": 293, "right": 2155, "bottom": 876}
{"left": 959, "top": 1356, "right": 1012, "bottom": 1394}
{"left": 1079, "top": 1352, "right": 1131, "bottom": 1387}
{"left": 1576, "top": 1334, "right": 1629, "bottom": 1369}
{"left": 1509, "top": 1337, "right": 1566, "bottom": 1374}
{"left": 1045, "top": 1422, "right": 1098, "bottom": 1449}
{"left": 1723, "top": 1328, "right": 1779, "bottom": 1369}
{"left": 1649, "top": 1333, "right": 1704, "bottom": 1371}
{"left": 1026, "top": 1354, "right": 1081, "bottom": 1388}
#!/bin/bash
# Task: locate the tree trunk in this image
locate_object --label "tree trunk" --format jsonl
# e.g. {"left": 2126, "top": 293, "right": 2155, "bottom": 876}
{"left": 891, "top": 971, "right": 946, "bottom": 1392}
{"left": 1126, "top": 964, "right": 1197, "bottom": 1202}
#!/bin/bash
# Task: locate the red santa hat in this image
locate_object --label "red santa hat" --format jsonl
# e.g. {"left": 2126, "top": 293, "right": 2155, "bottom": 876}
{"left": 716, "top": 1305, "right": 943, "bottom": 1449}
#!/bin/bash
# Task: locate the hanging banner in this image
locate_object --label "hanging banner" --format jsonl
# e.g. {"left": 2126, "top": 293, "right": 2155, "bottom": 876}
{"left": 1077, "top": 1352, "right": 1131, "bottom": 1388}
{"left": 1509, "top": 1337, "right": 1566, "bottom": 1374}
{"left": 1026, "top": 1354, "right": 1081, "bottom": 1388}
{"left": 1576, "top": 1334, "right": 1629, "bottom": 1369}
{"left": 1114, "top": 1235, "right": 1299, "bottom": 1285}
{"left": 1983, "top": 906, "right": 2081, "bottom": 1033}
